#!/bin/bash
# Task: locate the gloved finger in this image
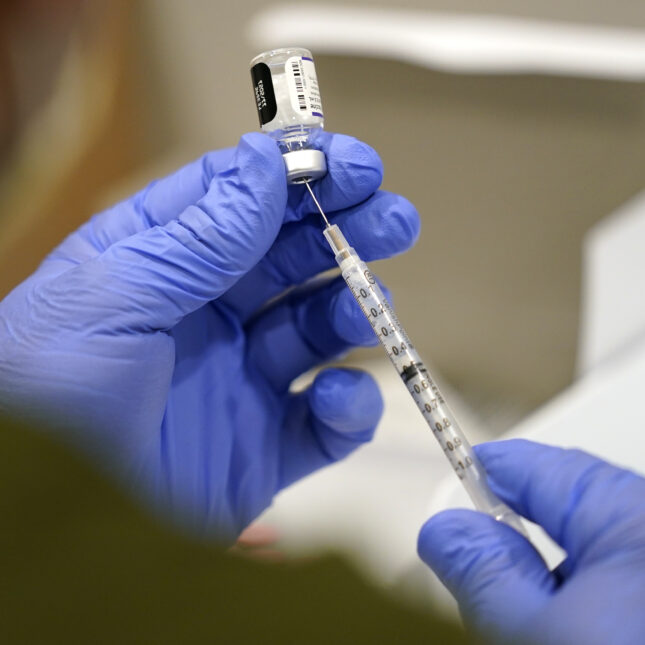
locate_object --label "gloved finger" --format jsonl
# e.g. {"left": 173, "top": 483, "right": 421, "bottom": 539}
{"left": 418, "top": 509, "right": 555, "bottom": 640}
{"left": 475, "top": 440, "right": 645, "bottom": 564}
{"left": 42, "top": 147, "right": 236, "bottom": 272}
{"left": 220, "top": 190, "right": 419, "bottom": 321}
{"left": 278, "top": 368, "right": 382, "bottom": 490}
{"left": 284, "top": 131, "right": 383, "bottom": 222}
{"left": 43, "top": 132, "right": 381, "bottom": 273}
{"left": 44, "top": 133, "right": 287, "bottom": 332}
{"left": 246, "top": 276, "right": 388, "bottom": 392}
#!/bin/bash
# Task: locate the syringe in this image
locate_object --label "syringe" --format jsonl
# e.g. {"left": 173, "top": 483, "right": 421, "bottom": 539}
{"left": 305, "top": 182, "right": 528, "bottom": 537}
{"left": 248, "top": 45, "right": 526, "bottom": 535}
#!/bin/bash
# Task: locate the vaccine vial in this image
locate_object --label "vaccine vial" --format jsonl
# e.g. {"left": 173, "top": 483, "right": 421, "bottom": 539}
{"left": 250, "top": 47, "right": 327, "bottom": 184}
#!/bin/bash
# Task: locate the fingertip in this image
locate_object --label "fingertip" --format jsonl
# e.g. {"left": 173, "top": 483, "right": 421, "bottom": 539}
{"left": 475, "top": 438, "right": 534, "bottom": 460}
{"left": 418, "top": 508, "right": 545, "bottom": 596}
{"left": 417, "top": 516, "right": 437, "bottom": 564}
{"left": 372, "top": 192, "right": 421, "bottom": 251}
{"left": 130, "top": 148, "right": 237, "bottom": 231}
{"left": 401, "top": 196, "right": 421, "bottom": 245}
{"left": 237, "top": 131, "right": 282, "bottom": 159}
{"left": 474, "top": 440, "right": 559, "bottom": 481}
{"left": 309, "top": 367, "right": 383, "bottom": 435}
{"left": 420, "top": 510, "right": 553, "bottom": 639}
{"left": 233, "top": 132, "right": 286, "bottom": 188}
{"left": 345, "top": 192, "right": 421, "bottom": 261}
{"left": 174, "top": 133, "right": 287, "bottom": 286}
{"left": 327, "top": 133, "right": 384, "bottom": 186}
{"left": 199, "top": 147, "right": 236, "bottom": 186}
{"left": 316, "top": 134, "right": 383, "bottom": 211}
{"left": 330, "top": 287, "right": 379, "bottom": 347}
{"left": 417, "top": 509, "right": 482, "bottom": 566}
{"left": 217, "top": 132, "right": 287, "bottom": 234}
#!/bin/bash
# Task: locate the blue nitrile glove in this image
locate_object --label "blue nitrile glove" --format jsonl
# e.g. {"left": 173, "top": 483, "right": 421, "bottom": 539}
{"left": 0, "top": 132, "right": 419, "bottom": 539}
{"left": 418, "top": 439, "right": 645, "bottom": 645}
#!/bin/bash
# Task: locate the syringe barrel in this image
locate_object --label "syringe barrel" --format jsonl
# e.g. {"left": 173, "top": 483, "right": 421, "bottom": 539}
{"left": 324, "top": 225, "right": 527, "bottom": 537}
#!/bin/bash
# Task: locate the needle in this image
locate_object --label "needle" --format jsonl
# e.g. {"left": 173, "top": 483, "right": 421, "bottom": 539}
{"left": 304, "top": 181, "right": 330, "bottom": 227}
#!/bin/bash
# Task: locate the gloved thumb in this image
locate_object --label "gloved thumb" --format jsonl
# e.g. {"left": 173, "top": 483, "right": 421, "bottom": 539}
{"left": 418, "top": 509, "right": 555, "bottom": 641}
{"left": 68, "top": 133, "right": 287, "bottom": 332}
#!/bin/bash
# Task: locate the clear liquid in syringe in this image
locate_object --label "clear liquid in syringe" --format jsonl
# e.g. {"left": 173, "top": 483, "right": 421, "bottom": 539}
{"left": 341, "top": 249, "right": 472, "bottom": 481}
{"left": 322, "top": 222, "right": 527, "bottom": 536}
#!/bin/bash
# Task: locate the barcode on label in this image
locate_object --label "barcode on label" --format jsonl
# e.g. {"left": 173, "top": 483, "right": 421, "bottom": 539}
{"left": 291, "top": 61, "right": 307, "bottom": 111}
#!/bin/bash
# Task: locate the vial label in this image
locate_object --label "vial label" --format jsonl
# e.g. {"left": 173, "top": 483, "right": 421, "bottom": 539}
{"left": 285, "top": 56, "right": 324, "bottom": 118}
{"left": 250, "top": 62, "right": 278, "bottom": 126}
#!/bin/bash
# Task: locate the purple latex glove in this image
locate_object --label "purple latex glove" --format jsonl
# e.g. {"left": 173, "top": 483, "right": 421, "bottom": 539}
{"left": 418, "top": 439, "right": 645, "bottom": 645}
{"left": 0, "top": 132, "right": 419, "bottom": 539}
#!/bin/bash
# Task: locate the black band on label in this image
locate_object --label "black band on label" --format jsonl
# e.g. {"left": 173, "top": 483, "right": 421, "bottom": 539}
{"left": 251, "top": 63, "right": 277, "bottom": 126}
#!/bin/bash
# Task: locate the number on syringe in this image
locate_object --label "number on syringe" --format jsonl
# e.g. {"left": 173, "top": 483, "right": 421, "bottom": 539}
{"left": 380, "top": 323, "right": 396, "bottom": 337}
{"left": 412, "top": 380, "right": 429, "bottom": 393}
{"left": 424, "top": 400, "right": 438, "bottom": 413}
{"left": 454, "top": 456, "right": 474, "bottom": 476}
{"left": 390, "top": 341, "right": 406, "bottom": 356}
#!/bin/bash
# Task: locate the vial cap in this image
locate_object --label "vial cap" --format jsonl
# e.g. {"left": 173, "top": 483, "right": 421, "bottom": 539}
{"left": 282, "top": 149, "right": 327, "bottom": 184}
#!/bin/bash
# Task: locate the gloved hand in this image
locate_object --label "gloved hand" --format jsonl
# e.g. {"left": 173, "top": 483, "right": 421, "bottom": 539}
{"left": 0, "top": 132, "right": 419, "bottom": 539}
{"left": 418, "top": 439, "right": 645, "bottom": 645}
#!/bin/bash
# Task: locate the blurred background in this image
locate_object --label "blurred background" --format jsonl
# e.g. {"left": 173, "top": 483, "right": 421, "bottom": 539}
{"left": 3, "top": 0, "right": 645, "bottom": 614}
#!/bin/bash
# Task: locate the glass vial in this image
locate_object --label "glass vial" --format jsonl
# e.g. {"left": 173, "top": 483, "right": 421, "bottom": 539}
{"left": 250, "top": 47, "right": 327, "bottom": 184}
